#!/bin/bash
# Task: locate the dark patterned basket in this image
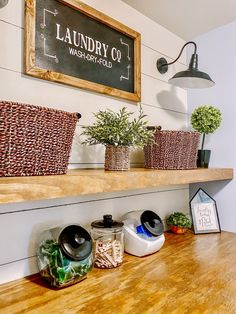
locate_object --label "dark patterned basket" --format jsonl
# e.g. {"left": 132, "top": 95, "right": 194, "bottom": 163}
{"left": 0, "top": 101, "right": 80, "bottom": 177}
{"left": 144, "top": 128, "right": 200, "bottom": 170}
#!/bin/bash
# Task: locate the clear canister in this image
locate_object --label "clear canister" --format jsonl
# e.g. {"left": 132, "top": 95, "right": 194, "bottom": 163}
{"left": 91, "top": 215, "right": 124, "bottom": 269}
{"left": 37, "top": 224, "right": 93, "bottom": 288}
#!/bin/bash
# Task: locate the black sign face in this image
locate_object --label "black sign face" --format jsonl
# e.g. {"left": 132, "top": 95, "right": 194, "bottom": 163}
{"left": 33, "top": 0, "right": 137, "bottom": 95}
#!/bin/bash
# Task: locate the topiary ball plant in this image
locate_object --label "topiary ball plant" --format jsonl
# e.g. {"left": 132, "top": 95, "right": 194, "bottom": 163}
{"left": 191, "top": 105, "right": 222, "bottom": 150}
{"left": 167, "top": 212, "right": 192, "bottom": 234}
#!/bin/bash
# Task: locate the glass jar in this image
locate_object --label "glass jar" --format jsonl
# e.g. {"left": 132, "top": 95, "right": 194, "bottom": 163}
{"left": 37, "top": 224, "right": 93, "bottom": 288}
{"left": 91, "top": 215, "right": 124, "bottom": 269}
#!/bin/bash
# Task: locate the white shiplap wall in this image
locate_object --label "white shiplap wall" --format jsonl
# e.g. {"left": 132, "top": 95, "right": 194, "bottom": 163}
{"left": 0, "top": 0, "right": 188, "bottom": 284}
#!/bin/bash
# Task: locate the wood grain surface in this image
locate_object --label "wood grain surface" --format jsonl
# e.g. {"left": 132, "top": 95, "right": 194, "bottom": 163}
{"left": 0, "top": 168, "right": 233, "bottom": 204}
{"left": 0, "top": 231, "right": 236, "bottom": 313}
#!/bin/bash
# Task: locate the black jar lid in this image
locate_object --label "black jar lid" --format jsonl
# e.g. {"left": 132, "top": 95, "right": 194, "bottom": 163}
{"left": 140, "top": 210, "right": 164, "bottom": 237}
{"left": 91, "top": 215, "right": 124, "bottom": 229}
{"left": 59, "top": 225, "right": 92, "bottom": 261}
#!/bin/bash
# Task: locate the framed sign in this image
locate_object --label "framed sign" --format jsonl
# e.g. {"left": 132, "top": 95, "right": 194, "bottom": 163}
{"left": 190, "top": 188, "right": 221, "bottom": 234}
{"left": 25, "top": 0, "right": 141, "bottom": 102}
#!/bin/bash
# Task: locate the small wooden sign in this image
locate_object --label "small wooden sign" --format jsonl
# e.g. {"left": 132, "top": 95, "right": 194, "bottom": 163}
{"left": 25, "top": 0, "right": 141, "bottom": 102}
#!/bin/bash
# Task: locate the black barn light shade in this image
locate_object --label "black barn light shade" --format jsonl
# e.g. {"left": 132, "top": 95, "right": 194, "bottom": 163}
{"left": 156, "top": 41, "right": 215, "bottom": 88}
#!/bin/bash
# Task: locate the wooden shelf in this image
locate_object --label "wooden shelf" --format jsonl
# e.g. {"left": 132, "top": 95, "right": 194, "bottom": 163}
{"left": 1, "top": 231, "right": 236, "bottom": 313}
{"left": 0, "top": 167, "right": 233, "bottom": 204}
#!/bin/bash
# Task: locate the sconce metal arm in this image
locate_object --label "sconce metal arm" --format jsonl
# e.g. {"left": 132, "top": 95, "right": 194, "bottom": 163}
{"left": 157, "top": 41, "right": 197, "bottom": 74}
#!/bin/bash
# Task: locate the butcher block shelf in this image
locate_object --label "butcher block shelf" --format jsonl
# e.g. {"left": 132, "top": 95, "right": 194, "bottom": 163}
{"left": 0, "top": 167, "right": 233, "bottom": 204}
{"left": 1, "top": 231, "right": 236, "bottom": 313}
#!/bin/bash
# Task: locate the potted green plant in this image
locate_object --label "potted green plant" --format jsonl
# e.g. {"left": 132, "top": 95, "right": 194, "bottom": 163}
{"left": 191, "top": 105, "right": 222, "bottom": 168}
{"left": 166, "top": 212, "right": 192, "bottom": 234}
{"left": 81, "top": 106, "right": 154, "bottom": 171}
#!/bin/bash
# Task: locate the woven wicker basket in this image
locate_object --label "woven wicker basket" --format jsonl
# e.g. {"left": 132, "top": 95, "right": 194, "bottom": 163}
{"left": 144, "top": 129, "right": 200, "bottom": 170}
{"left": 0, "top": 101, "right": 80, "bottom": 177}
{"left": 105, "top": 145, "right": 130, "bottom": 171}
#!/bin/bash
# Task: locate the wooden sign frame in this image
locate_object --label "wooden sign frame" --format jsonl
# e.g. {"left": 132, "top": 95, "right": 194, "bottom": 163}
{"left": 24, "top": 0, "right": 141, "bottom": 102}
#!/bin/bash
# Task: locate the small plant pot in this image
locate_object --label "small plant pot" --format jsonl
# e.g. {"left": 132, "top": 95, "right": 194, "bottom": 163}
{"left": 197, "top": 149, "right": 211, "bottom": 168}
{"left": 105, "top": 145, "right": 130, "bottom": 171}
{"left": 171, "top": 226, "right": 188, "bottom": 234}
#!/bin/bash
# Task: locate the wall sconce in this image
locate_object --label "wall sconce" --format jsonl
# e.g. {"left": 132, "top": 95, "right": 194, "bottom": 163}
{"left": 0, "top": 0, "right": 9, "bottom": 8}
{"left": 156, "top": 41, "right": 215, "bottom": 88}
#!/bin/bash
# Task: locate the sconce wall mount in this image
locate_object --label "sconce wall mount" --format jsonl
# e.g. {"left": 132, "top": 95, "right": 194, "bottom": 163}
{"left": 157, "top": 57, "right": 169, "bottom": 74}
{"left": 0, "top": 0, "right": 9, "bottom": 8}
{"left": 157, "top": 41, "right": 215, "bottom": 89}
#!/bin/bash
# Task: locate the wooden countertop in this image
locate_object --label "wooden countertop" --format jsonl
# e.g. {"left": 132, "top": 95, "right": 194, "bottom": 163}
{"left": 0, "top": 167, "right": 233, "bottom": 204}
{"left": 1, "top": 231, "right": 236, "bottom": 314}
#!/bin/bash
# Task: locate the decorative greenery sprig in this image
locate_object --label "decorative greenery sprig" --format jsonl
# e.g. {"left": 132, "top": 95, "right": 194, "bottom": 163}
{"left": 191, "top": 105, "right": 222, "bottom": 150}
{"left": 81, "top": 106, "right": 155, "bottom": 147}
{"left": 166, "top": 212, "right": 192, "bottom": 228}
